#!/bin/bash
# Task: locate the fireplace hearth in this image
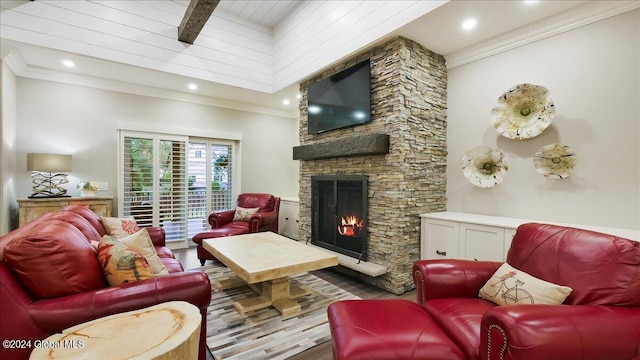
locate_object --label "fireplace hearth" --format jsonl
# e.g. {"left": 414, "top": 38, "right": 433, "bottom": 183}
{"left": 311, "top": 175, "right": 368, "bottom": 262}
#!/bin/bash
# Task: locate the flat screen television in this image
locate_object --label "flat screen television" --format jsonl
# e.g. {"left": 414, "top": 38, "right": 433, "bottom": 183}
{"left": 307, "top": 59, "right": 371, "bottom": 134}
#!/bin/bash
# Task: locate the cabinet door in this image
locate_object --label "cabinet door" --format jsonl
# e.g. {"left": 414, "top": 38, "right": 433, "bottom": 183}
{"left": 460, "top": 223, "right": 504, "bottom": 261}
{"left": 504, "top": 228, "right": 517, "bottom": 259}
{"left": 421, "top": 219, "right": 460, "bottom": 260}
{"left": 288, "top": 203, "right": 300, "bottom": 240}
{"left": 278, "top": 201, "right": 300, "bottom": 240}
{"left": 278, "top": 202, "right": 291, "bottom": 235}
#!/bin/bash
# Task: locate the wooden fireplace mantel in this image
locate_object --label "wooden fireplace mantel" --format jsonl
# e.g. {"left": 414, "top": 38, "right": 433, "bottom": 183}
{"left": 293, "top": 134, "right": 389, "bottom": 160}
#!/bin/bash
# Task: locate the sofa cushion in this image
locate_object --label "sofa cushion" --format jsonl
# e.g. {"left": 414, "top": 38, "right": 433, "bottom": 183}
{"left": 101, "top": 216, "right": 141, "bottom": 239}
{"left": 3, "top": 219, "right": 106, "bottom": 299}
{"left": 479, "top": 263, "right": 572, "bottom": 306}
{"left": 424, "top": 298, "right": 497, "bottom": 360}
{"left": 119, "top": 229, "right": 168, "bottom": 276}
{"left": 329, "top": 300, "right": 466, "bottom": 360}
{"left": 232, "top": 206, "right": 259, "bottom": 221}
{"left": 237, "top": 193, "right": 274, "bottom": 211}
{"left": 161, "top": 258, "right": 185, "bottom": 273}
{"left": 97, "top": 235, "right": 152, "bottom": 286}
{"left": 51, "top": 211, "right": 102, "bottom": 241}
{"left": 61, "top": 205, "right": 107, "bottom": 236}
{"left": 508, "top": 223, "right": 640, "bottom": 306}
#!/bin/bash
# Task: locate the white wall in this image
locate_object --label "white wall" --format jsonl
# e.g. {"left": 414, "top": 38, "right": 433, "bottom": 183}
{"left": 15, "top": 78, "right": 299, "bottom": 218}
{"left": 446, "top": 9, "right": 639, "bottom": 229}
{"left": 1, "top": 61, "right": 18, "bottom": 234}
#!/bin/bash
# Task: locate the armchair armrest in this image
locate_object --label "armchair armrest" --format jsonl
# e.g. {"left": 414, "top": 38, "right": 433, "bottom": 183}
{"left": 249, "top": 211, "right": 278, "bottom": 232}
{"left": 145, "top": 226, "right": 166, "bottom": 247}
{"left": 209, "top": 210, "right": 235, "bottom": 228}
{"left": 480, "top": 305, "right": 640, "bottom": 360}
{"left": 412, "top": 259, "right": 501, "bottom": 304}
{"left": 28, "top": 271, "right": 211, "bottom": 334}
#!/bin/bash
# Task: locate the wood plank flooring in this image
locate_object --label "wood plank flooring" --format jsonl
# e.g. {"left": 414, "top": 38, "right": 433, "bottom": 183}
{"left": 172, "top": 246, "right": 416, "bottom": 360}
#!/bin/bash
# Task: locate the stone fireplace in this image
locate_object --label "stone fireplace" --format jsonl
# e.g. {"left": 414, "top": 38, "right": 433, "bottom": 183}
{"left": 295, "top": 36, "right": 447, "bottom": 294}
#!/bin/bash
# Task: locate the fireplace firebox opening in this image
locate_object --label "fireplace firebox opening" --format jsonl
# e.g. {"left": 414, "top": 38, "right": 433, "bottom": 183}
{"left": 311, "top": 175, "right": 368, "bottom": 262}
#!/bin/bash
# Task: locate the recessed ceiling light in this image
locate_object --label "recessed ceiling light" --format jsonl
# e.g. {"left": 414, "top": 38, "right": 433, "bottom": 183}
{"left": 524, "top": 0, "right": 539, "bottom": 5}
{"left": 188, "top": 83, "right": 198, "bottom": 91}
{"left": 62, "top": 60, "right": 75, "bottom": 68}
{"left": 296, "top": 93, "right": 301, "bottom": 99}
{"left": 283, "top": 99, "right": 290, "bottom": 105}
{"left": 462, "top": 18, "right": 477, "bottom": 31}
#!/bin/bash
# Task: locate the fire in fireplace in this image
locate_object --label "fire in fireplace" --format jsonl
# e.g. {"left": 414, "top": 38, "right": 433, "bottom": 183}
{"left": 338, "top": 215, "right": 364, "bottom": 237}
{"left": 311, "top": 175, "right": 368, "bottom": 261}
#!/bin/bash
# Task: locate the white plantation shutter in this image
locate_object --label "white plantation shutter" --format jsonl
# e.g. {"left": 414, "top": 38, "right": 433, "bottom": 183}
{"left": 120, "top": 132, "right": 188, "bottom": 244}
{"left": 186, "top": 140, "right": 234, "bottom": 239}
{"left": 210, "top": 143, "right": 233, "bottom": 212}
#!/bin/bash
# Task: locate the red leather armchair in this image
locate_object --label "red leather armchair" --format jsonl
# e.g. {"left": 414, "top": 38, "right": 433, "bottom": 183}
{"left": 329, "top": 223, "right": 640, "bottom": 360}
{"left": 0, "top": 205, "right": 212, "bottom": 360}
{"left": 192, "top": 193, "right": 280, "bottom": 265}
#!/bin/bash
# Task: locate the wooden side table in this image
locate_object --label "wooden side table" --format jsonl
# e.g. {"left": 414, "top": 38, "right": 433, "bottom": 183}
{"left": 17, "top": 196, "right": 113, "bottom": 227}
{"left": 29, "top": 301, "right": 201, "bottom": 360}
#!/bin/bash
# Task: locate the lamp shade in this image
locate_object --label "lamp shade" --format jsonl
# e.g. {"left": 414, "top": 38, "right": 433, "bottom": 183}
{"left": 27, "top": 153, "right": 72, "bottom": 172}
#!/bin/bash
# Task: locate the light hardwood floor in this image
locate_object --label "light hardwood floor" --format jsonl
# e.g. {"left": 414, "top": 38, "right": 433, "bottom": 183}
{"left": 172, "top": 246, "right": 416, "bottom": 360}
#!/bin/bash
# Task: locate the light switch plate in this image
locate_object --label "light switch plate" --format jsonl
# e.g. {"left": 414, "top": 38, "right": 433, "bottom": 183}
{"left": 98, "top": 182, "right": 108, "bottom": 191}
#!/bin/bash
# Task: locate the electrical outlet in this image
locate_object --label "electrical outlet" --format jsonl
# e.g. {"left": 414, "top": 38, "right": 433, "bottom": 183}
{"left": 98, "top": 182, "right": 108, "bottom": 191}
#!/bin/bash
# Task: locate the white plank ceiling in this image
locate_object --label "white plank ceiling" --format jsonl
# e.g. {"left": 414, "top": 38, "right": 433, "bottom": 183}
{"left": 1, "top": 0, "right": 637, "bottom": 115}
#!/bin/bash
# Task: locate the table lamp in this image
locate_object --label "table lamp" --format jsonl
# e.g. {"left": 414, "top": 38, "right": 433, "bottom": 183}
{"left": 27, "top": 153, "right": 72, "bottom": 198}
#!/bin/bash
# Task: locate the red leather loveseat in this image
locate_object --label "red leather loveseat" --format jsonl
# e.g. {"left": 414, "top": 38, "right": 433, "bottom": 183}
{"left": 0, "top": 205, "right": 212, "bottom": 360}
{"left": 328, "top": 223, "right": 640, "bottom": 360}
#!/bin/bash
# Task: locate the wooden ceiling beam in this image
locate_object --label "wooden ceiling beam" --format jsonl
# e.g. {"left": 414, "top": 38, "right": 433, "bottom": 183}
{"left": 178, "top": 0, "right": 220, "bottom": 44}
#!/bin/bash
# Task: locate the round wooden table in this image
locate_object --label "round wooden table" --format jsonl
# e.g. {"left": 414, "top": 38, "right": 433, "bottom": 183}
{"left": 29, "top": 301, "right": 201, "bottom": 360}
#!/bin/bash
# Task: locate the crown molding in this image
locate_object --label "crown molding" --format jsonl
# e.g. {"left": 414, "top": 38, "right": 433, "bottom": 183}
{"left": 445, "top": 1, "right": 640, "bottom": 69}
{"left": 0, "top": 47, "right": 27, "bottom": 74}
{"left": 13, "top": 64, "right": 298, "bottom": 119}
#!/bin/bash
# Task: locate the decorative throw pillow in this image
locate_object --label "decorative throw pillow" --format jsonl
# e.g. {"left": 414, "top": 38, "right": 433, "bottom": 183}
{"left": 119, "top": 229, "right": 169, "bottom": 276}
{"left": 97, "top": 235, "right": 152, "bottom": 286}
{"left": 233, "top": 206, "right": 260, "bottom": 221}
{"left": 101, "top": 216, "right": 140, "bottom": 239}
{"left": 479, "top": 263, "right": 572, "bottom": 306}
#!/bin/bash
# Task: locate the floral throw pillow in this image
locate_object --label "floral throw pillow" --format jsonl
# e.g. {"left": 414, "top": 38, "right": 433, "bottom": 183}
{"left": 232, "top": 206, "right": 260, "bottom": 221}
{"left": 97, "top": 235, "right": 152, "bottom": 286}
{"left": 101, "top": 216, "right": 140, "bottom": 239}
{"left": 120, "top": 229, "right": 169, "bottom": 276}
{"left": 479, "top": 263, "right": 572, "bottom": 306}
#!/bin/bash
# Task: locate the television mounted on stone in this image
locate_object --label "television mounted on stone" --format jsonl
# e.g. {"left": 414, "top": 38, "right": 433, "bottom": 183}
{"left": 307, "top": 59, "right": 371, "bottom": 134}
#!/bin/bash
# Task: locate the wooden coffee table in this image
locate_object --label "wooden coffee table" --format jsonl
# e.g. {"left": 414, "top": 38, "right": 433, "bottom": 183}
{"left": 202, "top": 231, "right": 338, "bottom": 317}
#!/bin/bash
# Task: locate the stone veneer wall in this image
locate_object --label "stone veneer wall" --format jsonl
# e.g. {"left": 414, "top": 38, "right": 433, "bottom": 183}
{"left": 298, "top": 36, "right": 447, "bottom": 294}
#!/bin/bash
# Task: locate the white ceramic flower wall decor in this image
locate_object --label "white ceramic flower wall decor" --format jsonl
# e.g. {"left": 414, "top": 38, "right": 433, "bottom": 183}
{"left": 462, "top": 146, "right": 509, "bottom": 188}
{"left": 490, "top": 83, "right": 555, "bottom": 140}
{"left": 533, "top": 143, "right": 578, "bottom": 179}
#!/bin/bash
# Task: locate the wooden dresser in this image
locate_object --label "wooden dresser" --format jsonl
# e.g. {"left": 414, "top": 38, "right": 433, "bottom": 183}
{"left": 18, "top": 196, "right": 114, "bottom": 227}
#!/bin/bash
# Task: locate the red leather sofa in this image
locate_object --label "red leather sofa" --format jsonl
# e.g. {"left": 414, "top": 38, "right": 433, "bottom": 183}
{"left": 192, "top": 193, "right": 280, "bottom": 265}
{"left": 328, "top": 223, "right": 640, "bottom": 360}
{"left": 0, "top": 205, "right": 212, "bottom": 360}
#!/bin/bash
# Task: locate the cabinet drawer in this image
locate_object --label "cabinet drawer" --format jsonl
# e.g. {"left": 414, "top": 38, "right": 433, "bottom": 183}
{"left": 421, "top": 219, "right": 460, "bottom": 259}
{"left": 18, "top": 197, "right": 113, "bottom": 226}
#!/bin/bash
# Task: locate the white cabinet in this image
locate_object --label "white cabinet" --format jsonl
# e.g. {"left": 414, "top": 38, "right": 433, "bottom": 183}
{"left": 279, "top": 198, "right": 299, "bottom": 240}
{"left": 504, "top": 228, "right": 518, "bottom": 258}
{"left": 421, "top": 218, "right": 504, "bottom": 261}
{"left": 421, "top": 219, "right": 459, "bottom": 260}
{"left": 420, "top": 212, "right": 639, "bottom": 261}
